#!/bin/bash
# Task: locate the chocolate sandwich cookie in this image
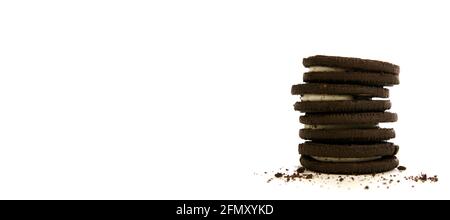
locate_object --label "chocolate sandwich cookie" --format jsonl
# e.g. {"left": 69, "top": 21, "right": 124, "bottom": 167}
{"left": 299, "top": 142, "right": 399, "bottom": 158}
{"left": 291, "top": 55, "right": 400, "bottom": 175}
{"left": 303, "top": 71, "right": 399, "bottom": 86}
{"left": 303, "top": 55, "right": 400, "bottom": 75}
{"left": 291, "top": 83, "right": 389, "bottom": 98}
{"left": 299, "top": 128, "right": 395, "bottom": 142}
{"left": 300, "top": 112, "right": 397, "bottom": 125}
{"left": 300, "top": 155, "right": 399, "bottom": 174}
{"left": 294, "top": 100, "right": 391, "bottom": 113}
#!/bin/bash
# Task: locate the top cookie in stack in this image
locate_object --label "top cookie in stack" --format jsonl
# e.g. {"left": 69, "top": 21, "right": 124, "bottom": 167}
{"left": 291, "top": 55, "right": 400, "bottom": 175}
{"left": 303, "top": 55, "right": 399, "bottom": 86}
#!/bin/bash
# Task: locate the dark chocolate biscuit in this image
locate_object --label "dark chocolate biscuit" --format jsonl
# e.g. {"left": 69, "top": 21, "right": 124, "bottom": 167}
{"left": 300, "top": 112, "right": 397, "bottom": 125}
{"left": 303, "top": 71, "right": 399, "bottom": 86}
{"left": 294, "top": 100, "right": 391, "bottom": 113}
{"left": 299, "top": 142, "right": 399, "bottom": 158}
{"left": 303, "top": 55, "right": 400, "bottom": 75}
{"left": 291, "top": 83, "right": 389, "bottom": 98}
{"left": 300, "top": 155, "right": 399, "bottom": 174}
{"left": 299, "top": 128, "right": 395, "bottom": 142}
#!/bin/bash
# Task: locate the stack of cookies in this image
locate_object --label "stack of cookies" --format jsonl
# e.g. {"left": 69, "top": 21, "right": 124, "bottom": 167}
{"left": 291, "top": 55, "right": 400, "bottom": 174}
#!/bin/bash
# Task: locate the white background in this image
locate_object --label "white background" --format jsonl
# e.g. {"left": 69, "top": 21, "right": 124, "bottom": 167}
{"left": 0, "top": 0, "right": 448, "bottom": 199}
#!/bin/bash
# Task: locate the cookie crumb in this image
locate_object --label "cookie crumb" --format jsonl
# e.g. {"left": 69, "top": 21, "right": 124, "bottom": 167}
{"left": 397, "top": 166, "right": 407, "bottom": 171}
{"left": 296, "top": 167, "right": 306, "bottom": 173}
{"left": 429, "top": 175, "right": 439, "bottom": 182}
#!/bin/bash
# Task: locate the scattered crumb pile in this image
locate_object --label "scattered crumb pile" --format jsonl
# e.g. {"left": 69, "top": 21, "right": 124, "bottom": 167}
{"left": 267, "top": 167, "right": 312, "bottom": 183}
{"left": 405, "top": 173, "right": 438, "bottom": 183}
{"left": 263, "top": 166, "right": 438, "bottom": 190}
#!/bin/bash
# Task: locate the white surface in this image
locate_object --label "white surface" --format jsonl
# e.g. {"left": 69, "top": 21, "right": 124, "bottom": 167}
{"left": 0, "top": 0, "right": 448, "bottom": 199}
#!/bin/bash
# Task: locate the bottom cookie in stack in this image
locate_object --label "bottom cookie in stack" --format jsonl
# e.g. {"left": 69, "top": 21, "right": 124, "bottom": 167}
{"left": 299, "top": 142, "right": 399, "bottom": 174}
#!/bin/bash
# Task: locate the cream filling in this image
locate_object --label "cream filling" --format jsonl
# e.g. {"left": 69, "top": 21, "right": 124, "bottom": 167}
{"left": 311, "top": 156, "right": 382, "bottom": 163}
{"left": 304, "top": 124, "right": 378, "bottom": 129}
{"left": 308, "top": 66, "right": 345, "bottom": 72}
{"left": 301, "top": 94, "right": 353, "bottom": 101}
